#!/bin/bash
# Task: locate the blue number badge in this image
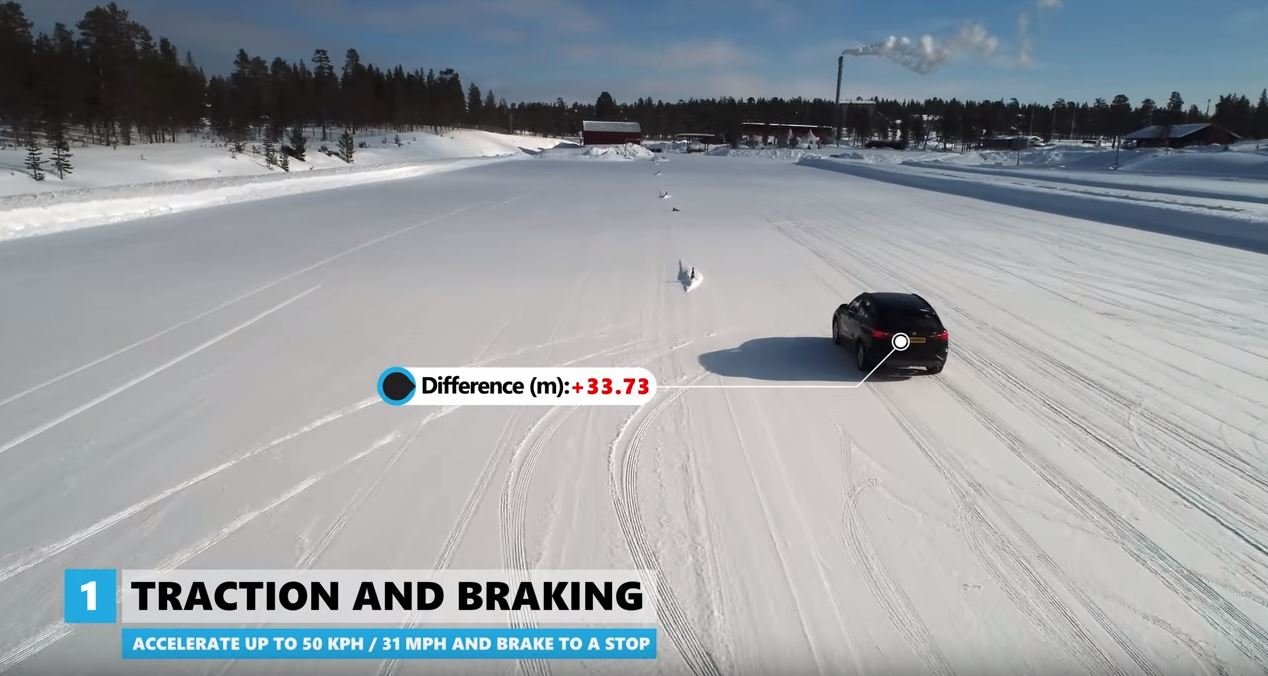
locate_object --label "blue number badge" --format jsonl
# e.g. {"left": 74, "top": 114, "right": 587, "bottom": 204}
{"left": 64, "top": 569, "right": 117, "bottom": 624}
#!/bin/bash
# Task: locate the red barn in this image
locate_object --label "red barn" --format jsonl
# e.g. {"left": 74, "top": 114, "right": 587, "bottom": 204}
{"left": 581, "top": 120, "right": 642, "bottom": 145}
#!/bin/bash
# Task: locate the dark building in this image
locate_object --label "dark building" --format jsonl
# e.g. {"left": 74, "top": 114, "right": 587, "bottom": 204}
{"left": 1123, "top": 123, "right": 1241, "bottom": 148}
{"left": 977, "top": 136, "right": 1030, "bottom": 150}
{"left": 580, "top": 121, "right": 642, "bottom": 145}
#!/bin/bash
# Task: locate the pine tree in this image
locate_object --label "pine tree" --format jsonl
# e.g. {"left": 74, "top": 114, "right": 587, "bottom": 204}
{"left": 338, "top": 128, "right": 355, "bottom": 163}
{"left": 288, "top": 124, "right": 306, "bottom": 161}
{"left": 24, "top": 134, "right": 44, "bottom": 181}
{"left": 263, "top": 132, "right": 276, "bottom": 168}
{"left": 1165, "top": 91, "right": 1184, "bottom": 124}
{"left": 48, "top": 122, "right": 73, "bottom": 179}
{"left": 1255, "top": 89, "right": 1268, "bottom": 140}
{"left": 278, "top": 151, "right": 289, "bottom": 172}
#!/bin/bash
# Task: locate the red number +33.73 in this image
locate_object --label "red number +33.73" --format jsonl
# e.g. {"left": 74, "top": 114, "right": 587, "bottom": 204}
{"left": 585, "top": 377, "right": 649, "bottom": 395}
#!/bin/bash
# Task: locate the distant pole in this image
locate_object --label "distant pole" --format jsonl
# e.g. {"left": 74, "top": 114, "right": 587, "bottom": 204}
{"left": 834, "top": 53, "right": 844, "bottom": 147}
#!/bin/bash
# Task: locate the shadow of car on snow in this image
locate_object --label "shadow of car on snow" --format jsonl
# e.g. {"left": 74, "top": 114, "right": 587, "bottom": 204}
{"left": 697, "top": 336, "right": 910, "bottom": 383}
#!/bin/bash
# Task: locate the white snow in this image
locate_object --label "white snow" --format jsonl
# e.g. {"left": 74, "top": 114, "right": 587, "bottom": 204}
{"left": 536, "top": 143, "right": 655, "bottom": 161}
{"left": 0, "top": 153, "right": 1266, "bottom": 675}
{"left": 0, "top": 129, "right": 563, "bottom": 241}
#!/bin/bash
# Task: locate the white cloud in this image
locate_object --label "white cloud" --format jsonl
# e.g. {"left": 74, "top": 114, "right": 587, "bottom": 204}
{"left": 1017, "top": 12, "right": 1033, "bottom": 67}
{"left": 1037, "top": 0, "right": 1063, "bottom": 9}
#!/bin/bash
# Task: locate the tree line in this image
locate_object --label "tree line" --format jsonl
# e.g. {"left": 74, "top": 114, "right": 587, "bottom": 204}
{"left": 549, "top": 89, "right": 1268, "bottom": 147}
{"left": 2, "top": 0, "right": 1266, "bottom": 161}
{"left": 0, "top": 0, "right": 510, "bottom": 152}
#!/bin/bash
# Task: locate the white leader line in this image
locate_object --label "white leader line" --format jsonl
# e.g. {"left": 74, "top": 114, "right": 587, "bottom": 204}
{"left": 0, "top": 285, "right": 319, "bottom": 458}
{"left": 659, "top": 349, "right": 899, "bottom": 389}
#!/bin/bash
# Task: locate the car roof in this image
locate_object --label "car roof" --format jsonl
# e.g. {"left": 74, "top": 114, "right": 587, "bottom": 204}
{"left": 865, "top": 292, "right": 934, "bottom": 311}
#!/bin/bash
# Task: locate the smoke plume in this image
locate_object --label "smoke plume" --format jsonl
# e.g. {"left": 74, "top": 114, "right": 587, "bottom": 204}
{"left": 844, "top": 22, "right": 1000, "bottom": 74}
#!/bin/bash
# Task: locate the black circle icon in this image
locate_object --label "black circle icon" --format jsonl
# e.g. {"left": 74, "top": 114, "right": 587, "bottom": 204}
{"left": 378, "top": 367, "right": 416, "bottom": 406}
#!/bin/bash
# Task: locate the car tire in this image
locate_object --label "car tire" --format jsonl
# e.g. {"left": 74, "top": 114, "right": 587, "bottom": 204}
{"left": 832, "top": 318, "right": 841, "bottom": 345}
{"left": 856, "top": 342, "right": 871, "bottom": 372}
{"left": 927, "top": 364, "right": 943, "bottom": 375}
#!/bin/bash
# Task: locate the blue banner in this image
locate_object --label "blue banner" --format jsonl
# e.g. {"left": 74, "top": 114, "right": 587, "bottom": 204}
{"left": 122, "top": 627, "right": 656, "bottom": 660}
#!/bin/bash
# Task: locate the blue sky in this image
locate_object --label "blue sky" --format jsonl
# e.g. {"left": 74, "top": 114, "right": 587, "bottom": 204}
{"left": 25, "top": 0, "right": 1268, "bottom": 106}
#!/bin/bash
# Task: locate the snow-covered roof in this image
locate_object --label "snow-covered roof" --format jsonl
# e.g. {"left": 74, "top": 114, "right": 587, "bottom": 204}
{"left": 582, "top": 120, "right": 641, "bottom": 133}
{"left": 741, "top": 121, "right": 827, "bottom": 129}
{"left": 1123, "top": 123, "right": 1238, "bottom": 140}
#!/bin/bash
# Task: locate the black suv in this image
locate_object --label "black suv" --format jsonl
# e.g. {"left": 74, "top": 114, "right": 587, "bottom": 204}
{"left": 832, "top": 292, "right": 948, "bottom": 374}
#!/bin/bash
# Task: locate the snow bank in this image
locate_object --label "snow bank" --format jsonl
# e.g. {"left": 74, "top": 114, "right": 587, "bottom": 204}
{"left": 905, "top": 143, "right": 1268, "bottom": 179}
{"left": 535, "top": 143, "right": 655, "bottom": 160}
{"left": 798, "top": 155, "right": 1268, "bottom": 253}
{"left": 0, "top": 128, "right": 563, "bottom": 241}
{"left": 0, "top": 157, "right": 504, "bottom": 242}
{"left": 580, "top": 143, "right": 655, "bottom": 160}
{"left": 705, "top": 147, "right": 820, "bottom": 160}
{"left": 0, "top": 128, "right": 562, "bottom": 199}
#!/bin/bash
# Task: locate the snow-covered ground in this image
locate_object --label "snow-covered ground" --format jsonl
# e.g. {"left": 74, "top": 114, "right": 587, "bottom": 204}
{"left": 1, "top": 154, "right": 1266, "bottom": 675}
{"left": 534, "top": 143, "right": 654, "bottom": 160}
{"left": 0, "top": 129, "right": 562, "bottom": 241}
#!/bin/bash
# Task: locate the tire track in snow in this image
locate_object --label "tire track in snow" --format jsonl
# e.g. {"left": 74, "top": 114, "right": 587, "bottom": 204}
{"left": 379, "top": 338, "right": 652, "bottom": 676}
{"left": 716, "top": 384, "right": 827, "bottom": 674}
{"left": 872, "top": 388, "right": 1139, "bottom": 676}
{"left": 0, "top": 197, "right": 510, "bottom": 411}
{"left": 946, "top": 347, "right": 1268, "bottom": 666}
{"left": 609, "top": 370, "right": 722, "bottom": 676}
{"left": 839, "top": 431, "right": 955, "bottom": 676}
{"left": 777, "top": 200, "right": 1267, "bottom": 667}
{"left": 0, "top": 395, "right": 377, "bottom": 586}
{"left": 814, "top": 210, "right": 1268, "bottom": 532}
{"left": 492, "top": 340, "right": 648, "bottom": 676}
{"left": 0, "top": 285, "right": 320, "bottom": 458}
{"left": 0, "top": 327, "right": 614, "bottom": 590}
{"left": 0, "top": 432, "right": 401, "bottom": 674}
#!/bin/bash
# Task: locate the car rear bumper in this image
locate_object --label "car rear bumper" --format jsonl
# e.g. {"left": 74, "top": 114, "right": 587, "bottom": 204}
{"left": 878, "top": 345, "right": 947, "bottom": 369}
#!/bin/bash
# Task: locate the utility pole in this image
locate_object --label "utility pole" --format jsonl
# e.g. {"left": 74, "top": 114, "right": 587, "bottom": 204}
{"left": 834, "top": 53, "right": 844, "bottom": 147}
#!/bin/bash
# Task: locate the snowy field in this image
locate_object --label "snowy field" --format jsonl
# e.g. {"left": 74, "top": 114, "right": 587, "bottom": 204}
{"left": 0, "top": 130, "right": 563, "bottom": 241}
{"left": 1, "top": 152, "right": 1267, "bottom": 675}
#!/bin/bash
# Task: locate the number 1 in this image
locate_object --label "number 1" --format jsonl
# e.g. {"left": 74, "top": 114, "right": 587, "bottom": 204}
{"left": 80, "top": 580, "right": 97, "bottom": 611}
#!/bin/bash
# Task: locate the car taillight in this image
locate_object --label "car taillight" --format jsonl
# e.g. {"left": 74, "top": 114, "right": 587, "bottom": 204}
{"left": 933, "top": 329, "right": 949, "bottom": 341}
{"left": 870, "top": 329, "right": 891, "bottom": 339}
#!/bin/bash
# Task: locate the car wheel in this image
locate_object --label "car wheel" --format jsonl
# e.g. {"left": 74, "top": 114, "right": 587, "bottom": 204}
{"left": 856, "top": 342, "right": 871, "bottom": 372}
{"left": 927, "top": 364, "right": 943, "bottom": 375}
{"left": 832, "top": 318, "right": 841, "bottom": 345}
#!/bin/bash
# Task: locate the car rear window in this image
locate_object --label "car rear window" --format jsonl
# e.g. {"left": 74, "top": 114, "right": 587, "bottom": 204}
{"left": 877, "top": 307, "right": 942, "bottom": 331}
